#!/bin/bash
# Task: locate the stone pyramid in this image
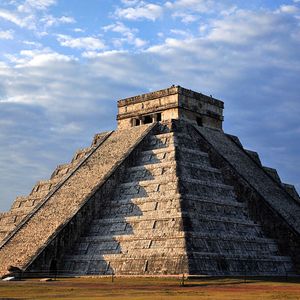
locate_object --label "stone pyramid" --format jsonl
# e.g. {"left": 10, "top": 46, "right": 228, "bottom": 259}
{"left": 0, "top": 86, "right": 299, "bottom": 277}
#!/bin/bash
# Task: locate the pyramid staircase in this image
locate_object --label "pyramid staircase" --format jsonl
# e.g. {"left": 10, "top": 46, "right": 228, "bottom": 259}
{"left": 61, "top": 124, "right": 187, "bottom": 275}
{"left": 60, "top": 121, "right": 294, "bottom": 276}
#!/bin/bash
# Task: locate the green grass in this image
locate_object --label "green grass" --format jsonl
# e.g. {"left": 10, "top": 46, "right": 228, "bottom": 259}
{"left": 0, "top": 277, "right": 300, "bottom": 300}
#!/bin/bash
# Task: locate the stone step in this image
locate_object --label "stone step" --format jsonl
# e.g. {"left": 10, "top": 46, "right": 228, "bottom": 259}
{"left": 10, "top": 197, "right": 39, "bottom": 211}
{"left": 88, "top": 217, "right": 183, "bottom": 236}
{"left": 127, "top": 161, "right": 177, "bottom": 172}
{"left": 187, "top": 238, "right": 279, "bottom": 257}
{"left": 181, "top": 194, "right": 245, "bottom": 208}
{"left": 179, "top": 162, "right": 221, "bottom": 174}
{"left": 98, "top": 195, "right": 182, "bottom": 217}
{"left": 180, "top": 179, "right": 236, "bottom": 200}
{"left": 186, "top": 219, "right": 262, "bottom": 238}
{"left": 152, "top": 132, "right": 175, "bottom": 139}
{"left": 61, "top": 254, "right": 187, "bottom": 275}
{"left": 91, "top": 213, "right": 183, "bottom": 225}
{"left": 98, "top": 206, "right": 181, "bottom": 220}
{"left": 183, "top": 213, "right": 258, "bottom": 227}
{"left": 143, "top": 132, "right": 196, "bottom": 150}
{"left": 101, "top": 201, "right": 181, "bottom": 219}
{"left": 181, "top": 199, "right": 249, "bottom": 220}
{"left": 70, "top": 147, "right": 93, "bottom": 164}
{"left": 143, "top": 132, "right": 175, "bottom": 150}
{"left": 137, "top": 146, "right": 176, "bottom": 165}
{"left": 62, "top": 253, "right": 292, "bottom": 265}
{"left": 95, "top": 197, "right": 247, "bottom": 221}
{"left": 123, "top": 161, "right": 177, "bottom": 182}
{"left": 101, "top": 193, "right": 181, "bottom": 206}
{"left": 85, "top": 228, "right": 184, "bottom": 239}
{"left": 101, "top": 194, "right": 242, "bottom": 212}
{"left": 141, "top": 146, "right": 176, "bottom": 156}
{"left": 178, "top": 163, "right": 224, "bottom": 183}
{"left": 64, "top": 248, "right": 187, "bottom": 262}
{"left": 71, "top": 238, "right": 187, "bottom": 256}
{"left": 189, "top": 251, "right": 293, "bottom": 262}
{"left": 177, "top": 147, "right": 209, "bottom": 158}
{"left": 69, "top": 251, "right": 291, "bottom": 263}
{"left": 124, "top": 161, "right": 223, "bottom": 183}
{"left": 78, "top": 233, "right": 186, "bottom": 243}
{"left": 70, "top": 236, "right": 278, "bottom": 258}
{"left": 113, "top": 179, "right": 178, "bottom": 199}
{"left": 117, "top": 175, "right": 178, "bottom": 187}
{"left": 117, "top": 177, "right": 232, "bottom": 192}
{"left": 188, "top": 256, "right": 294, "bottom": 275}
{"left": 29, "top": 177, "right": 61, "bottom": 196}
{"left": 61, "top": 256, "right": 293, "bottom": 276}
{"left": 176, "top": 147, "right": 211, "bottom": 166}
{"left": 50, "top": 163, "right": 74, "bottom": 180}
{"left": 75, "top": 231, "right": 275, "bottom": 246}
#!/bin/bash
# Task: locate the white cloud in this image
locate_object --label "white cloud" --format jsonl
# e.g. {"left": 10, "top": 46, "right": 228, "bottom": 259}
{"left": 4, "top": 48, "right": 75, "bottom": 67}
{"left": 58, "top": 16, "right": 75, "bottom": 24}
{"left": 165, "top": 0, "right": 216, "bottom": 13}
{"left": 134, "top": 37, "right": 147, "bottom": 47}
{"left": 50, "top": 122, "right": 82, "bottom": 134}
{"left": 279, "top": 5, "right": 299, "bottom": 14}
{"left": 74, "top": 28, "right": 84, "bottom": 33}
{"left": 103, "top": 22, "right": 147, "bottom": 48}
{"left": 23, "top": 53, "right": 73, "bottom": 67}
{"left": 1, "top": 0, "right": 72, "bottom": 35}
{"left": 115, "top": 2, "right": 163, "bottom": 21}
{"left": 165, "top": 0, "right": 222, "bottom": 23}
{"left": 207, "top": 10, "right": 285, "bottom": 44}
{"left": 103, "top": 22, "right": 136, "bottom": 36}
{"left": 220, "top": 6, "right": 238, "bottom": 16}
{"left": 81, "top": 49, "right": 126, "bottom": 58}
{"left": 170, "top": 29, "right": 192, "bottom": 38}
{"left": 57, "top": 35, "right": 105, "bottom": 51}
{"left": 171, "top": 11, "right": 197, "bottom": 23}
{"left": 23, "top": 40, "right": 43, "bottom": 47}
{"left": 18, "top": 0, "right": 56, "bottom": 13}
{"left": 0, "top": 30, "right": 14, "bottom": 39}
{"left": 120, "top": 0, "right": 140, "bottom": 5}
{"left": 41, "top": 15, "right": 76, "bottom": 27}
{"left": 0, "top": 9, "right": 35, "bottom": 29}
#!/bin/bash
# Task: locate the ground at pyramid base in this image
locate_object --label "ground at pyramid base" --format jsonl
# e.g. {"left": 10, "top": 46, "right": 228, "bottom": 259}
{"left": 0, "top": 86, "right": 299, "bottom": 278}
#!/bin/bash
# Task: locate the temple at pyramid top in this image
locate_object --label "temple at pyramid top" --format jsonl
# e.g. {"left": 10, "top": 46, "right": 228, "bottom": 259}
{"left": 117, "top": 85, "right": 224, "bottom": 130}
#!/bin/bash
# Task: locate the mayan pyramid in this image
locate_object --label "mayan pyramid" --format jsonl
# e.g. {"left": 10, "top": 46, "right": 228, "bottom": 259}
{"left": 0, "top": 86, "right": 300, "bottom": 277}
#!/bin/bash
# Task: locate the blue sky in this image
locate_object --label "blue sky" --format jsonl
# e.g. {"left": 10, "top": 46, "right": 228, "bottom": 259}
{"left": 0, "top": 0, "right": 299, "bottom": 211}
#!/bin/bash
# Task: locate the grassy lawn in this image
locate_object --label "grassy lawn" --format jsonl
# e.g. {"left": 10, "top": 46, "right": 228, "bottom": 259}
{"left": 0, "top": 276, "right": 300, "bottom": 300}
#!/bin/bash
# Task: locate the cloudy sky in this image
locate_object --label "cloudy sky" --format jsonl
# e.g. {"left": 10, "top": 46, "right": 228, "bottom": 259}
{"left": 0, "top": 0, "right": 299, "bottom": 211}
